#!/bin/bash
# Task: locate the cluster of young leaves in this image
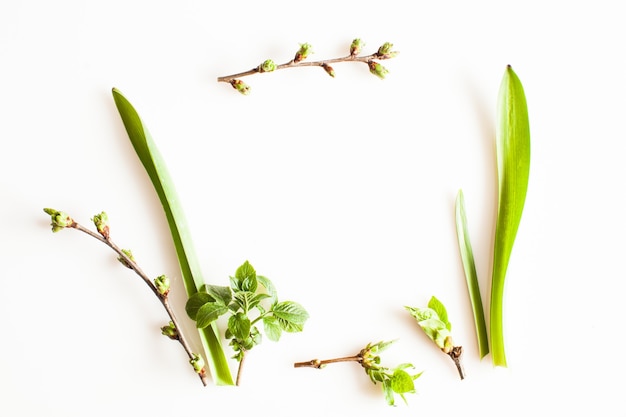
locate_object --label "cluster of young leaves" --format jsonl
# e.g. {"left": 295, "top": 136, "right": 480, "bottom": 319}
{"left": 405, "top": 296, "right": 453, "bottom": 353}
{"left": 360, "top": 341, "right": 422, "bottom": 406}
{"left": 186, "top": 261, "right": 309, "bottom": 363}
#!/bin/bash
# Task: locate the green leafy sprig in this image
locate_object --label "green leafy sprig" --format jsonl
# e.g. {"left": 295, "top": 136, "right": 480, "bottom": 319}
{"left": 405, "top": 296, "right": 465, "bottom": 380}
{"left": 294, "top": 340, "right": 422, "bottom": 406}
{"left": 43, "top": 209, "right": 210, "bottom": 386}
{"left": 186, "top": 261, "right": 309, "bottom": 385}
{"left": 217, "top": 39, "right": 399, "bottom": 95}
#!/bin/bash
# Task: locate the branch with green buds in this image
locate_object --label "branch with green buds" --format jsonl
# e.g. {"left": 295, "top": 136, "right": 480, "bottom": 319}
{"left": 185, "top": 260, "right": 309, "bottom": 385}
{"left": 43, "top": 208, "right": 210, "bottom": 386}
{"left": 405, "top": 296, "right": 465, "bottom": 380}
{"left": 218, "top": 39, "right": 399, "bottom": 95}
{"left": 294, "top": 340, "right": 422, "bottom": 406}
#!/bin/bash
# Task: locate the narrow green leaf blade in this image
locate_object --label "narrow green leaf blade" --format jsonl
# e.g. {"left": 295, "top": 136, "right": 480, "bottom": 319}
{"left": 490, "top": 66, "right": 531, "bottom": 367}
{"left": 111, "top": 88, "right": 234, "bottom": 385}
{"left": 455, "top": 190, "right": 489, "bottom": 358}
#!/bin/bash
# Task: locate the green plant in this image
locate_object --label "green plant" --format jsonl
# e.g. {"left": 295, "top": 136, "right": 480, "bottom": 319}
{"left": 112, "top": 88, "right": 235, "bottom": 384}
{"left": 186, "top": 260, "right": 309, "bottom": 385}
{"left": 43, "top": 209, "right": 211, "bottom": 385}
{"left": 405, "top": 296, "right": 465, "bottom": 379}
{"left": 457, "top": 65, "right": 530, "bottom": 367}
{"left": 217, "top": 39, "right": 399, "bottom": 94}
{"left": 455, "top": 190, "right": 489, "bottom": 358}
{"left": 294, "top": 340, "right": 422, "bottom": 406}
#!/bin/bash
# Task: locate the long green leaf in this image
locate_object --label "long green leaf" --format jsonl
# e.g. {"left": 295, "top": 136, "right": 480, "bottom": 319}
{"left": 112, "top": 88, "right": 234, "bottom": 385}
{"left": 455, "top": 190, "right": 489, "bottom": 358}
{"left": 490, "top": 66, "right": 530, "bottom": 367}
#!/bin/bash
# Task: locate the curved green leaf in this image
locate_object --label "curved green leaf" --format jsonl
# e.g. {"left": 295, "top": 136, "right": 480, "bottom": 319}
{"left": 111, "top": 88, "right": 234, "bottom": 385}
{"left": 490, "top": 66, "right": 531, "bottom": 367}
{"left": 455, "top": 190, "right": 489, "bottom": 358}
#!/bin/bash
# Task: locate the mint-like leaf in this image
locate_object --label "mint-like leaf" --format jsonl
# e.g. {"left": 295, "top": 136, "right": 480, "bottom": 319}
{"left": 196, "top": 303, "right": 229, "bottom": 328}
{"left": 262, "top": 316, "right": 282, "bottom": 342}
{"left": 186, "top": 292, "right": 214, "bottom": 320}
{"left": 272, "top": 301, "right": 309, "bottom": 332}
{"left": 228, "top": 312, "right": 251, "bottom": 340}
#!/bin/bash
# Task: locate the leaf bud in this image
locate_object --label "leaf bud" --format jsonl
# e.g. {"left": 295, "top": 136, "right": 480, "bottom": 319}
{"left": 230, "top": 79, "right": 251, "bottom": 95}
{"left": 259, "top": 59, "right": 277, "bottom": 73}
{"left": 443, "top": 335, "right": 454, "bottom": 354}
{"left": 294, "top": 43, "right": 313, "bottom": 62}
{"left": 43, "top": 208, "right": 74, "bottom": 232}
{"left": 154, "top": 274, "right": 170, "bottom": 296}
{"left": 92, "top": 211, "right": 110, "bottom": 239}
{"left": 161, "top": 321, "right": 178, "bottom": 340}
{"left": 368, "top": 61, "right": 389, "bottom": 79}
{"left": 322, "top": 63, "right": 335, "bottom": 78}
{"left": 190, "top": 353, "right": 206, "bottom": 375}
{"left": 350, "top": 38, "right": 364, "bottom": 56}
{"left": 117, "top": 248, "right": 135, "bottom": 269}
{"left": 377, "top": 42, "right": 399, "bottom": 59}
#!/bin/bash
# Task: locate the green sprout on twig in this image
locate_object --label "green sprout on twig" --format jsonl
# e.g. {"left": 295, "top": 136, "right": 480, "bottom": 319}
{"left": 294, "top": 340, "right": 422, "bottom": 406}
{"left": 405, "top": 296, "right": 465, "bottom": 380}
{"left": 186, "top": 260, "right": 309, "bottom": 385}
{"left": 217, "top": 38, "right": 399, "bottom": 95}
{"left": 43, "top": 208, "right": 210, "bottom": 386}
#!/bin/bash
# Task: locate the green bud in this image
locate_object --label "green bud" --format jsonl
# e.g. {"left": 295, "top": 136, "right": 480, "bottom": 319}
{"left": 259, "top": 59, "right": 277, "bottom": 73}
{"left": 377, "top": 42, "right": 399, "bottom": 59}
{"left": 154, "top": 274, "right": 170, "bottom": 295}
{"left": 161, "top": 321, "right": 178, "bottom": 340}
{"left": 294, "top": 43, "right": 313, "bottom": 62}
{"left": 443, "top": 335, "right": 454, "bottom": 354}
{"left": 117, "top": 248, "right": 135, "bottom": 269}
{"left": 230, "top": 79, "right": 251, "bottom": 95}
{"left": 322, "top": 63, "right": 335, "bottom": 78}
{"left": 190, "top": 353, "right": 205, "bottom": 374}
{"left": 350, "top": 38, "right": 364, "bottom": 56}
{"left": 43, "top": 208, "right": 74, "bottom": 232}
{"left": 368, "top": 61, "right": 389, "bottom": 79}
{"left": 92, "top": 211, "right": 109, "bottom": 239}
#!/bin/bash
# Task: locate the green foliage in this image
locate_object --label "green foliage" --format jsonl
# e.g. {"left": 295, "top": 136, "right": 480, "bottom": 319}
{"left": 490, "top": 65, "right": 531, "bottom": 367}
{"left": 111, "top": 88, "right": 234, "bottom": 385}
{"left": 360, "top": 341, "right": 422, "bottom": 406}
{"left": 186, "top": 261, "right": 309, "bottom": 362}
{"left": 455, "top": 190, "right": 489, "bottom": 358}
{"left": 405, "top": 296, "right": 453, "bottom": 351}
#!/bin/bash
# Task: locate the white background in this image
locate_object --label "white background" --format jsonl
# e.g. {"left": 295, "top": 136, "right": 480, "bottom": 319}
{"left": 1, "top": 1, "right": 624, "bottom": 415}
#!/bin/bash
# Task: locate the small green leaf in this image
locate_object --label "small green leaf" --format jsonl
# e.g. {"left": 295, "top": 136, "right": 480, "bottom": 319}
{"left": 368, "top": 340, "right": 395, "bottom": 354}
{"left": 404, "top": 306, "right": 436, "bottom": 322}
{"left": 382, "top": 380, "right": 395, "bottom": 406}
{"left": 272, "top": 301, "right": 309, "bottom": 332}
{"left": 228, "top": 312, "right": 251, "bottom": 340}
{"left": 262, "top": 315, "right": 282, "bottom": 342}
{"left": 206, "top": 285, "right": 232, "bottom": 306}
{"left": 256, "top": 275, "right": 278, "bottom": 305}
{"left": 196, "top": 303, "right": 229, "bottom": 328}
{"left": 233, "top": 261, "right": 258, "bottom": 292}
{"left": 185, "top": 292, "right": 214, "bottom": 320}
{"left": 427, "top": 296, "right": 450, "bottom": 331}
{"left": 390, "top": 369, "right": 416, "bottom": 395}
{"left": 233, "top": 291, "right": 256, "bottom": 313}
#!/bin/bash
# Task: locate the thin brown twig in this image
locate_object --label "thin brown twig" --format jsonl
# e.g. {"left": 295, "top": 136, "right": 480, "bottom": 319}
{"left": 217, "top": 53, "right": 391, "bottom": 84}
{"left": 70, "top": 221, "right": 209, "bottom": 386}
{"left": 294, "top": 354, "right": 363, "bottom": 369}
